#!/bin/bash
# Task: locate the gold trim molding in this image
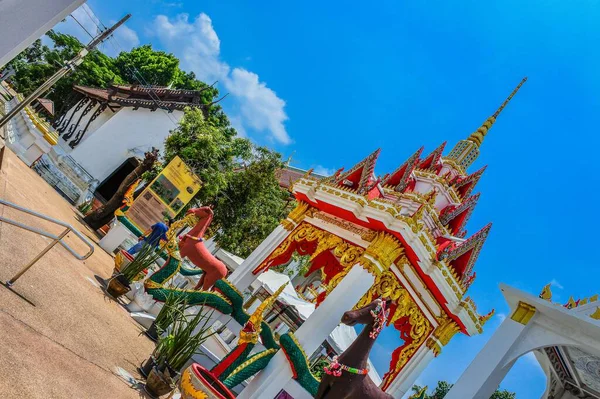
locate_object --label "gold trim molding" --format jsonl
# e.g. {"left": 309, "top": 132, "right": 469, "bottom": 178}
{"left": 511, "top": 302, "right": 536, "bottom": 325}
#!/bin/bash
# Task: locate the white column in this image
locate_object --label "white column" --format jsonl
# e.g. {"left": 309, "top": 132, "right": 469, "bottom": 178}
{"left": 384, "top": 341, "right": 436, "bottom": 398}
{"left": 238, "top": 265, "right": 375, "bottom": 399}
{"left": 227, "top": 224, "right": 290, "bottom": 292}
{"left": 445, "top": 316, "right": 532, "bottom": 399}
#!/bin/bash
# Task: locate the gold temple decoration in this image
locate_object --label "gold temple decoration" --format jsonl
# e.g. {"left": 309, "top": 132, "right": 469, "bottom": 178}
{"left": 590, "top": 307, "right": 600, "bottom": 320}
{"left": 364, "top": 232, "right": 404, "bottom": 271}
{"left": 114, "top": 179, "right": 140, "bottom": 217}
{"left": 445, "top": 77, "right": 527, "bottom": 170}
{"left": 539, "top": 284, "right": 552, "bottom": 301}
{"left": 287, "top": 201, "right": 312, "bottom": 224}
{"left": 312, "top": 211, "right": 377, "bottom": 242}
{"left": 511, "top": 301, "right": 536, "bottom": 325}
{"left": 408, "top": 386, "right": 428, "bottom": 399}
{"left": 239, "top": 283, "right": 287, "bottom": 345}
{"left": 255, "top": 222, "right": 365, "bottom": 294}
{"left": 426, "top": 338, "right": 441, "bottom": 357}
{"left": 479, "top": 309, "right": 495, "bottom": 325}
{"left": 354, "top": 269, "right": 432, "bottom": 387}
{"left": 433, "top": 315, "right": 460, "bottom": 346}
{"left": 565, "top": 296, "right": 577, "bottom": 309}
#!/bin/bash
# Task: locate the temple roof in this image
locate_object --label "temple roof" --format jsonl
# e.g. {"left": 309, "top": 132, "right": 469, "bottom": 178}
{"left": 418, "top": 142, "right": 446, "bottom": 172}
{"left": 35, "top": 98, "right": 54, "bottom": 115}
{"left": 276, "top": 165, "right": 327, "bottom": 190}
{"left": 73, "top": 84, "right": 213, "bottom": 113}
{"left": 381, "top": 147, "right": 423, "bottom": 192}
{"left": 332, "top": 149, "right": 381, "bottom": 196}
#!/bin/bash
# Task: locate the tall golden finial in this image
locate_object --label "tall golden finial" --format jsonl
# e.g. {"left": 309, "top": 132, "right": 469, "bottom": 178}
{"left": 445, "top": 77, "right": 527, "bottom": 171}
{"left": 468, "top": 77, "right": 528, "bottom": 147}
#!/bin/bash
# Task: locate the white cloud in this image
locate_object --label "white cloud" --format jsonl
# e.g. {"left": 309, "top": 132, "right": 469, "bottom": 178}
{"left": 496, "top": 313, "right": 507, "bottom": 322}
{"left": 113, "top": 24, "right": 140, "bottom": 52}
{"left": 550, "top": 279, "right": 564, "bottom": 289}
{"left": 224, "top": 68, "right": 290, "bottom": 144}
{"left": 151, "top": 13, "right": 290, "bottom": 144}
{"left": 313, "top": 165, "right": 335, "bottom": 176}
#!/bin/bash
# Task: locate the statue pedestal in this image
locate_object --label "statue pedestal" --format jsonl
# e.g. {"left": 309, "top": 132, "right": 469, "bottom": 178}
{"left": 99, "top": 220, "right": 132, "bottom": 253}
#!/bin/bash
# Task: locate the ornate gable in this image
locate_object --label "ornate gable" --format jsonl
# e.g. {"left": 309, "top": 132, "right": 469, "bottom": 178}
{"left": 438, "top": 223, "right": 491, "bottom": 279}
{"left": 439, "top": 193, "right": 481, "bottom": 235}
{"left": 451, "top": 166, "right": 486, "bottom": 199}
{"left": 381, "top": 147, "right": 423, "bottom": 192}
{"left": 418, "top": 142, "right": 446, "bottom": 172}
{"left": 333, "top": 149, "right": 381, "bottom": 195}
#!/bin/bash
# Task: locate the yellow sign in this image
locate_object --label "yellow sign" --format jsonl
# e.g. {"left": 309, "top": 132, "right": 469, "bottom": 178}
{"left": 127, "top": 156, "right": 201, "bottom": 231}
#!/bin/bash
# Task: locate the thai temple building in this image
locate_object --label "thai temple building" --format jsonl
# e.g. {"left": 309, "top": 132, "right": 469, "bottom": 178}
{"left": 120, "top": 77, "right": 535, "bottom": 399}
{"left": 34, "top": 83, "right": 215, "bottom": 204}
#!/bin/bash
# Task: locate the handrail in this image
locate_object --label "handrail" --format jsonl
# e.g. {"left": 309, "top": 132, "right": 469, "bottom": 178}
{"left": 0, "top": 198, "right": 95, "bottom": 286}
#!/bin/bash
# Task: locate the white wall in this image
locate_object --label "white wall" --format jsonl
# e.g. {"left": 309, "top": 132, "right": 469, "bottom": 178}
{"left": 70, "top": 107, "right": 182, "bottom": 182}
{"left": 58, "top": 102, "right": 117, "bottom": 153}
{"left": 0, "top": 0, "right": 85, "bottom": 67}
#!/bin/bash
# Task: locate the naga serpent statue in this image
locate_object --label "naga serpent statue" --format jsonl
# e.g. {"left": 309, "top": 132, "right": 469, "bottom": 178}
{"left": 316, "top": 298, "right": 393, "bottom": 399}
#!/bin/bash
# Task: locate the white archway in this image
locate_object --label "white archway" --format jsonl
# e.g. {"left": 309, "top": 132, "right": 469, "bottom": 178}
{"left": 445, "top": 284, "right": 600, "bottom": 399}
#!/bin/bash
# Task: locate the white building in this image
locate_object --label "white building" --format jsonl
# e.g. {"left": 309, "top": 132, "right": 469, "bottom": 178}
{"left": 38, "top": 84, "right": 212, "bottom": 204}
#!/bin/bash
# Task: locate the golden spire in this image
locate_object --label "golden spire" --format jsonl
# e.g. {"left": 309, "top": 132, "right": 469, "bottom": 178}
{"left": 445, "top": 77, "right": 527, "bottom": 171}
{"left": 468, "top": 77, "right": 527, "bottom": 147}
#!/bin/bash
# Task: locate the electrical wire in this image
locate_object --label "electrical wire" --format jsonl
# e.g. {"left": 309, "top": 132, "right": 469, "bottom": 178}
{"left": 75, "top": 5, "right": 181, "bottom": 127}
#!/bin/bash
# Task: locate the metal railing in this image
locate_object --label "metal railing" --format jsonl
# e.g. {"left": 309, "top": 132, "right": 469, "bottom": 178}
{"left": 0, "top": 198, "right": 94, "bottom": 286}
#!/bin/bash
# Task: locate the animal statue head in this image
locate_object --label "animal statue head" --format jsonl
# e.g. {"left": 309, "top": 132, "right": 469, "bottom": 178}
{"left": 317, "top": 298, "right": 394, "bottom": 398}
{"left": 341, "top": 298, "right": 390, "bottom": 339}
{"left": 180, "top": 207, "right": 213, "bottom": 241}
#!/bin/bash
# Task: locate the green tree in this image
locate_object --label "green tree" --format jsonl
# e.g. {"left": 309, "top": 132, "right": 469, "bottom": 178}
{"left": 157, "top": 107, "right": 252, "bottom": 204}
{"left": 411, "top": 381, "right": 515, "bottom": 399}
{"left": 114, "top": 44, "right": 180, "bottom": 86}
{"left": 6, "top": 31, "right": 123, "bottom": 116}
{"left": 211, "top": 146, "right": 292, "bottom": 257}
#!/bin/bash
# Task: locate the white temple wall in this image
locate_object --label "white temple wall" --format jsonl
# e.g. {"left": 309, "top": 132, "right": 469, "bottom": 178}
{"left": 70, "top": 108, "right": 183, "bottom": 183}
{"left": 58, "top": 103, "right": 118, "bottom": 153}
{"left": 0, "top": 0, "right": 85, "bottom": 67}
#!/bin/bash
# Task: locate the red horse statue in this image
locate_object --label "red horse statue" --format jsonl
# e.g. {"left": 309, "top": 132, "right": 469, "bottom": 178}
{"left": 179, "top": 207, "right": 228, "bottom": 290}
{"left": 316, "top": 298, "right": 393, "bottom": 399}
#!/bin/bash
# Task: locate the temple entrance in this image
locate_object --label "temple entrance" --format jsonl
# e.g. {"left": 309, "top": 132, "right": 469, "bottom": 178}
{"left": 95, "top": 157, "right": 139, "bottom": 203}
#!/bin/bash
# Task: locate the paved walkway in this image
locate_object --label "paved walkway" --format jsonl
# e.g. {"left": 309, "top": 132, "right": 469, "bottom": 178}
{"left": 0, "top": 147, "right": 155, "bottom": 398}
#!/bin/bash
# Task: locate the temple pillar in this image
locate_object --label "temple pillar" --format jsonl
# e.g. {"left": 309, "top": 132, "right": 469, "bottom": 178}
{"left": 384, "top": 337, "right": 437, "bottom": 398}
{"left": 237, "top": 265, "right": 376, "bottom": 399}
{"left": 445, "top": 302, "right": 536, "bottom": 399}
{"left": 227, "top": 224, "right": 291, "bottom": 292}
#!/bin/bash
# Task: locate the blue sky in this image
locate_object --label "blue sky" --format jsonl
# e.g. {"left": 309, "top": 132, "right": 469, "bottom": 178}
{"left": 53, "top": 1, "right": 600, "bottom": 397}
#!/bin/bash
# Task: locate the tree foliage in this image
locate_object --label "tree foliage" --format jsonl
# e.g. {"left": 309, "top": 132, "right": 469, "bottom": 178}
{"left": 153, "top": 108, "right": 290, "bottom": 257}
{"left": 114, "top": 44, "right": 179, "bottom": 86}
{"left": 5, "top": 32, "right": 232, "bottom": 127}
{"left": 210, "top": 146, "right": 292, "bottom": 257}
{"left": 412, "top": 381, "right": 516, "bottom": 399}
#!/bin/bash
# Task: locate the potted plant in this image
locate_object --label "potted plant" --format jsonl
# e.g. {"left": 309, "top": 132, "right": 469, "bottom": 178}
{"left": 144, "top": 302, "right": 216, "bottom": 398}
{"left": 105, "top": 240, "right": 163, "bottom": 298}
{"left": 140, "top": 293, "right": 190, "bottom": 378}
